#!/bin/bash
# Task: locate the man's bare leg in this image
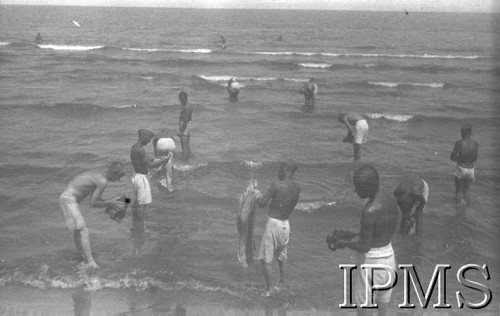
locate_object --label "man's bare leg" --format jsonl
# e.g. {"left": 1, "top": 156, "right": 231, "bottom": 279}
{"left": 78, "top": 226, "right": 98, "bottom": 268}
{"left": 277, "top": 259, "right": 286, "bottom": 288}
{"left": 261, "top": 260, "right": 273, "bottom": 295}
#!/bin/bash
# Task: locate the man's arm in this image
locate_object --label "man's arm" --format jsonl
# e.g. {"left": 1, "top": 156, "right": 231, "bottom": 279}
{"left": 141, "top": 148, "right": 165, "bottom": 168}
{"left": 89, "top": 177, "right": 117, "bottom": 208}
{"left": 471, "top": 142, "right": 479, "bottom": 163}
{"left": 337, "top": 209, "right": 375, "bottom": 253}
{"left": 256, "top": 182, "right": 276, "bottom": 208}
{"left": 450, "top": 141, "right": 460, "bottom": 161}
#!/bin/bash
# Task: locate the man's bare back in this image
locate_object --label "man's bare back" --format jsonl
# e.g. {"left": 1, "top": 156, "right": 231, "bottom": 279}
{"left": 65, "top": 172, "right": 107, "bottom": 204}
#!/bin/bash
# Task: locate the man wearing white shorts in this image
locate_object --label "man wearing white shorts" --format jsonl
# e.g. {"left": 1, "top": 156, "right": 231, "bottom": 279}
{"left": 450, "top": 124, "right": 479, "bottom": 206}
{"left": 130, "top": 129, "right": 169, "bottom": 234}
{"left": 335, "top": 165, "right": 399, "bottom": 314}
{"left": 339, "top": 112, "right": 369, "bottom": 161}
{"left": 394, "top": 176, "right": 429, "bottom": 237}
{"left": 59, "top": 162, "right": 125, "bottom": 269}
{"left": 256, "top": 161, "right": 300, "bottom": 297}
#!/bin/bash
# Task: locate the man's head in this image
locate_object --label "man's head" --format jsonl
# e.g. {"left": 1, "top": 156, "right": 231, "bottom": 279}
{"left": 338, "top": 113, "right": 347, "bottom": 123}
{"left": 461, "top": 123, "right": 472, "bottom": 139}
{"left": 106, "top": 161, "right": 125, "bottom": 182}
{"left": 278, "top": 160, "right": 298, "bottom": 180}
{"left": 394, "top": 186, "right": 416, "bottom": 213}
{"left": 353, "top": 165, "right": 379, "bottom": 199}
{"left": 179, "top": 91, "right": 188, "bottom": 106}
{"left": 138, "top": 129, "right": 154, "bottom": 145}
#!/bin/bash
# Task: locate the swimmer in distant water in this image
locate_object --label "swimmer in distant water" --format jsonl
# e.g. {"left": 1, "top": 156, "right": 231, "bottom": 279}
{"left": 177, "top": 91, "right": 193, "bottom": 161}
{"left": 394, "top": 176, "right": 429, "bottom": 238}
{"left": 59, "top": 162, "right": 126, "bottom": 269}
{"left": 256, "top": 161, "right": 300, "bottom": 297}
{"left": 298, "top": 78, "right": 318, "bottom": 113}
{"left": 278, "top": 35, "right": 283, "bottom": 42}
{"left": 220, "top": 35, "right": 226, "bottom": 49}
{"left": 450, "top": 123, "right": 479, "bottom": 206}
{"left": 338, "top": 112, "right": 369, "bottom": 162}
{"left": 227, "top": 77, "right": 241, "bottom": 102}
{"left": 35, "top": 33, "right": 42, "bottom": 44}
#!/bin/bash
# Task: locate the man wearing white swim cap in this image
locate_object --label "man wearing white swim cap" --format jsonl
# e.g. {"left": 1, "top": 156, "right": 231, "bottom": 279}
{"left": 152, "top": 128, "right": 175, "bottom": 192}
{"left": 227, "top": 78, "right": 240, "bottom": 102}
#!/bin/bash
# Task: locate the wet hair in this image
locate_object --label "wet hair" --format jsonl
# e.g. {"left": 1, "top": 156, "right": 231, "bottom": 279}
{"left": 108, "top": 161, "right": 124, "bottom": 174}
{"left": 461, "top": 123, "right": 472, "bottom": 137}
{"left": 179, "top": 91, "right": 188, "bottom": 103}
{"left": 353, "top": 164, "right": 379, "bottom": 188}
{"left": 338, "top": 113, "right": 347, "bottom": 122}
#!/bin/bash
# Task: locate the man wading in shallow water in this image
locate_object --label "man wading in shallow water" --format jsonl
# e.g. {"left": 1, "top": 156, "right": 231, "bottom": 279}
{"left": 59, "top": 162, "right": 126, "bottom": 269}
{"left": 335, "top": 165, "right": 398, "bottom": 315}
{"left": 256, "top": 161, "right": 300, "bottom": 297}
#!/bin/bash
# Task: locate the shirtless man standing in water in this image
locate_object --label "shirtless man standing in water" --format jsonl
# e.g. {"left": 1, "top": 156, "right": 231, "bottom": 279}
{"left": 450, "top": 123, "right": 479, "bottom": 206}
{"left": 335, "top": 165, "right": 399, "bottom": 315}
{"left": 177, "top": 91, "right": 193, "bottom": 161}
{"left": 59, "top": 162, "right": 125, "bottom": 269}
{"left": 256, "top": 161, "right": 300, "bottom": 297}
{"left": 130, "top": 129, "right": 169, "bottom": 235}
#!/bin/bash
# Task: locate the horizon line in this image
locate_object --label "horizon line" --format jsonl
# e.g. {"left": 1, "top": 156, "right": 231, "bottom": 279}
{"left": 1, "top": 3, "right": 497, "bottom": 14}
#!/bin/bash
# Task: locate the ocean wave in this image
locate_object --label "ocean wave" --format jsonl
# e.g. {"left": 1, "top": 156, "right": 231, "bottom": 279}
{"left": 367, "top": 113, "right": 414, "bottom": 122}
{"left": 297, "top": 63, "right": 332, "bottom": 69}
{"left": 37, "top": 44, "right": 105, "bottom": 51}
{"left": 241, "top": 160, "right": 263, "bottom": 170}
{"left": 173, "top": 162, "right": 208, "bottom": 172}
{"left": 0, "top": 266, "right": 242, "bottom": 297}
{"left": 0, "top": 42, "right": 10, "bottom": 46}
{"left": 295, "top": 201, "right": 336, "bottom": 213}
{"left": 368, "top": 81, "right": 445, "bottom": 89}
{"left": 124, "top": 47, "right": 211, "bottom": 54}
{"left": 247, "top": 51, "right": 483, "bottom": 60}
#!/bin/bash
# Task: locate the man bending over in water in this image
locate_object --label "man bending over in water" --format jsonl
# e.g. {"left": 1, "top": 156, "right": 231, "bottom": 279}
{"left": 59, "top": 162, "right": 125, "bottom": 269}
{"left": 299, "top": 78, "right": 318, "bottom": 113}
{"left": 450, "top": 123, "right": 479, "bottom": 206}
{"left": 335, "top": 165, "right": 399, "bottom": 315}
{"left": 394, "top": 176, "right": 429, "bottom": 238}
{"left": 256, "top": 161, "right": 300, "bottom": 297}
{"left": 338, "top": 112, "right": 369, "bottom": 162}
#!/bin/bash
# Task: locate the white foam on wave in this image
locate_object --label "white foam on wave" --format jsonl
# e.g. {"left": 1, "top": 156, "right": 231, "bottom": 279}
{"left": 0, "top": 42, "right": 10, "bottom": 46}
{"left": 369, "top": 81, "right": 444, "bottom": 88}
{"left": 124, "top": 47, "right": 211, "bottom": 54}
{"left": 173, "top": 162, "right": 208, "bottom": 172}
{"left": 199, "top": 75, "right": 309, "bottom": 85}
{"left": 242, "top": 160, "right": 263, "bottom": 169}
{"left": 248, "top": 51, "right": 482, "bottom": 60}
{"left": 297, "top": 63, "right": 332, "bottom": 69}
{"left": 38, "top": 44, "right": 104, "bottom": 51}
{"left": 367, "top": 113, "right": 414, "bottom": 122}
{"left": 110, "top": 104, "right": 137, "bottom": 109}
{"left": 284, "top": 77, "right": 309, "bottom": 82}
{"left": 295, "top": 201, "right": 336, "bottom": 213}
{"left": 139, "top": 76, "right": 154, "bottom": 80}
